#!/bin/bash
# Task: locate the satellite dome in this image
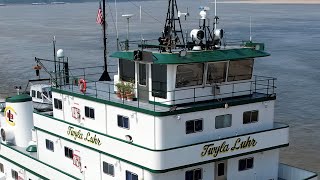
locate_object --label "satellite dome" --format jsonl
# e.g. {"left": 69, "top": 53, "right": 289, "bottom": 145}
{"left": 57, "top": 49, "right": 64, "bottom": 58}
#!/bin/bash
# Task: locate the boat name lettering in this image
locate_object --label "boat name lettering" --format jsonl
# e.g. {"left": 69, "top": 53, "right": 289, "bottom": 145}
{"left": 67, "top": 126, "right": 102, "bottom": 146}
{"left": 201, "top": 136, "right": 257, "bottom": 158}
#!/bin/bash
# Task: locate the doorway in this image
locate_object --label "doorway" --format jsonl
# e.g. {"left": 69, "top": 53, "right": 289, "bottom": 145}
{"left": 215, "top": 160, "right": 227, "bottom": 180}
{"left": 138, "top": 63, "right": 149, "bottom": 101}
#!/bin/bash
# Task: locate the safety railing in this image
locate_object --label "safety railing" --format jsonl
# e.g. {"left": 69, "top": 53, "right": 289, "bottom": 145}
{"left": 54, "top": 72, "right": 276, "bottom": 112}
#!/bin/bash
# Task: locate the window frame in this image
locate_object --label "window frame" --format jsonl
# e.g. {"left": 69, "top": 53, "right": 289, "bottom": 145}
{"left": 206, "top": 61, "right": 228, "bottom": 84}
{"left": 102, "top": 161, "right": 115, "bottom": 176}
{"left": 45, "top": 139, "right": 54, "bottom": 152}
{"left": 37, "top": 91, "right": 42, "bottom": 99}
{"left": 175, "top": 63, "right": 205, "bottom": 89}
{"left": 238, "top": 157, "right": 254, "bottom": 171}
{"left": 54, "top": 98, "right": 62, "bottom": 110}
{"left": 186, "top": 119, "right": 203, "bottom": 134}
{"left": 11, "top": 169, "right": 18, "bottom": 180}
{"left": 64, "top": 146, "right": 73, "bottom": 159}
{"left": 117, "top": 115, "right": 130, "bottom": 129}
{"left": 215, "top": 114, "right": 232, "bottom": 129}
{"left": 243, "top": 110, "right": 259, "bottom": 124}
{"left": 84, "top": 106, "right": 95, "bottom": 119}
{"left": 227, "top": 59, "right": 254, "bottom": 82}
{"left": 31, "top": 90, "right": 36, "bottom": 97}
{"left": 185, "top": 168, "right": 203, "bottom": 180}
{"left": 126, "top": 170, "right": 138, "bottom": 180}
{"left": 0, "top": 163, "right": 3, "bottom": 173}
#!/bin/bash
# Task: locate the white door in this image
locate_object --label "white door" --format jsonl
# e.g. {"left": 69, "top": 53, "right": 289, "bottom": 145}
{"left": 215, "top": 160, "right": 227, "bottom": 180}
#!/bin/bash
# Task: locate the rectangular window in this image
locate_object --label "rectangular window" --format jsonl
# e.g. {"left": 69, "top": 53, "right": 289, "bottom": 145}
{"left": 54, "top": 98, "right": 62, "bottom": 110}
{"left": 103, "top": 162, "right": 114, "bottom": 176}
{"left": 185, "top": 169, "right": 202, "bottom": 180}
{"left": 217, "top": 163, "right": 225, "bottom": 176}
{"left": 139, "top": 63, "right": 147, "bottom": 86}
{"left": 119, "top": 59, "right": 135, "bottom": 82}
{"left": 227, "top": 59, "right": 254, "bottom": 82}
{"left": 243, "top": 110, "right": 259, "bottom": 124}
{"left": 152, "top": 64, "right": 167, "bottom": 98}
{"left": 207, "top": 62, "right": 227, "bottom": 84}
{"left": 85, "top": 106, "right": 95, "bottom": 119}
{"left": 126, "top": 170, "right": 138, "bottom": 180}
{"left": 37, "top": 91, "right": 42, "bottom": 99}
{"left": 0, "top": 163, "right": 3, "bottom": 173}
{"left": 215, "top": 114, "right": 232, "bottom": 129}
{"left": 11, "top": 169, "right": 18, "bottom": 180}
{"left": 64, "top": 146, "right": 73, "bottom": 159}
{"left": 239, "top": 157, "right": 254, "bottom": 171}
{"left": 45, "top": 139, "right": 54, "bottom": 151}
{"left": 117, "top": 115, "right": 129, "bottom": 129}
{"left": 31, "top": 90, "right": 36, "bottom": 97}
{"left": 176, "top": 64, "right": 204, "bottom": 88}
{"left": 186, "top": 119, "right": 203, "bottom": 134}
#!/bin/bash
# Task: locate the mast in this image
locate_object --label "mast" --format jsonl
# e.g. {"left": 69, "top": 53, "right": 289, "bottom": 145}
{"left": 161, "top": 0, "right": 185, "bottom": 52}
{"left": 99, "top": 0, "right": 111, "bottom": 81}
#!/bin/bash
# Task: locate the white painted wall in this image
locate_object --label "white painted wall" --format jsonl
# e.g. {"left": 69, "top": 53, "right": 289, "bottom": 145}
{"left": 34, "top": 112, "right": 288, "bottom": 170}
{"left": 52, "top": 92, "right": 64, "bottom": 120}
{"left": 0, "top": 157, "right": 42, "bottom": 180}
{"left": 106, "top": 106, "right": 156, "bottom": 149}
{"left": 227, "top": 149, "right": 279, "bottom": 180}
{"left": 155, "top": 101, "right": 275, "bottom": 149}
{"left": 0, "top": 143, "right": 77, "bottom": 180}
{"left": 37, "top": 130, "right": 101, "bottom": 180}
{"left": 61, "top": 94, "right": 107, "bottom": 134}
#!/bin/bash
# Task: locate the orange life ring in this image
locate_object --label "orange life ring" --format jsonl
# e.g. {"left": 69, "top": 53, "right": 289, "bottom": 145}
{"left": 79, "top": 79, "right": 87, "bottom": 93}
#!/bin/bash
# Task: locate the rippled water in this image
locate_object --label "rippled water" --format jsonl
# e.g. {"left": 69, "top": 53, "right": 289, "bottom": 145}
{"left": 0, "top": 0, "right": 319, "bottom": 173}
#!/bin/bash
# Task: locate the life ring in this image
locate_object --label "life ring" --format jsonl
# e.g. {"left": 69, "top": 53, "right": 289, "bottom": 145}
{"left": 79, "top": 79, "right": 87, "bottom": 93}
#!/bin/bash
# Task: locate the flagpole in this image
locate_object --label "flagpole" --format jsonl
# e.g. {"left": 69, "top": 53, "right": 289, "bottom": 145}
{"left": 103, "top": 0, "right": 107, "bottom": 72}
{"left": 99, "top": 0, "right": 111, "bottom": 81}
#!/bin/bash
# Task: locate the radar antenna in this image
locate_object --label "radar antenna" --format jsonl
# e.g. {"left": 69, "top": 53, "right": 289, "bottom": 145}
{"left": 160, "top": 0, "right": 185, "bottom": 52}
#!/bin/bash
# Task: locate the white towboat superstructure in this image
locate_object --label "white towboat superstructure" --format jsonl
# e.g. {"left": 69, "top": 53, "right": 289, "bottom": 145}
{"left": 0, "top": 0, "right": 318, "bottom": 180}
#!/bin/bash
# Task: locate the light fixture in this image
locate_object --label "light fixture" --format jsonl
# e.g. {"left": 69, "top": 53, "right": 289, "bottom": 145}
{"left": 125, "top": 135, "right": 133, "bottom": 143}
{"left": 174, "top": 115, "right": 181, "bottom": 120}
{"left": 224, "top": 103, "right": 229, "bottom": 109}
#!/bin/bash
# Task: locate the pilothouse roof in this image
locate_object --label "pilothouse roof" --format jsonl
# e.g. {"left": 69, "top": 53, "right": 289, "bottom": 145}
{"left": 110, "top": 46, "right": 270, "bottom": 64}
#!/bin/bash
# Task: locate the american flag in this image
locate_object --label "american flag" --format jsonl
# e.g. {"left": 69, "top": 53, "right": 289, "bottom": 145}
{"left": 96, "top": 1, "right": 104, "bottom": 25}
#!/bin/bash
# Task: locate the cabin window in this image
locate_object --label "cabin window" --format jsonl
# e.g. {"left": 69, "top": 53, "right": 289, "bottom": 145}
{"left": 117, "top": 115, "right": 129, "bottom": 129}
{"left": 217, "top": 163, "right": 225, "bottom": 176}
{"left": 31, "top": 90, "right": 36, "bottom": 97}
{"left": 185, "top": 168, "right": 202, "bottom": 180}
{"left": 215, "top": 114, "right": 232, "bottom": 129}
{"left": 85, "top": 106, "right": 95, "bottom": 119}
{"left": 37, "top": 91, "right": 42, "bottom": 99}
{"left": 45, "top": 139, "right": 54, "bottom": 151}
{"left": 11, "top": 169, "right": 18, "bottom": 180}
{"left": 238, "top": 157, "right": 254, "bottom": 171}
{"left": 152, "top": 64, "right": 167, "bottom": 98}
{"left": 54, "top": 98, "right": 62, "bottom": 110}
{"left": 139, "top": 63, "right": 147, "bottom": 86}
{"left": 49, "top": 91, "right": 52, "bottom": 98}
{"left": 0, "top": 163, "right": 3, "bottom": 173}
{"left": 43, "top": 91, "right": 48, "bottom": 98}
{"left": 103, "top": 162, "right": 114, "bottom": 176}
{"left": 243, "top": 110, "right": 259, "bottom": 124}
{"left": 207, "top": 62, "right": 227, "bottom": 84}
{"left": 64, "top": 146, "right": 73, "bottom": 159}
{"left": 176, "top": 64, "right": 204, "bottom": 88}
{"left": 186, "top": 119, "right": 203, "bottom": 134}
{"left": 119, "top": 59, "right": 135, "bottom": 82}
{"left": 126, "top": 170, "right": 138, "bottom": 180}
{"left": 227, "top": 59, "right": 254, "bottom": 82}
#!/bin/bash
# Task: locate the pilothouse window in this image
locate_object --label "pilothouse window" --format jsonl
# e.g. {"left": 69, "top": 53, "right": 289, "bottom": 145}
{"left": 207, "top": 62, "right": 227, "bottom": 84}
{"left": 119, "top": 59, "right": 135, "bottom": 82}
{"left": 227, "top": 59, "right": 254, "bottom": 82}
{"left": 176, "top": 64, "right": 204, "bottom": 88}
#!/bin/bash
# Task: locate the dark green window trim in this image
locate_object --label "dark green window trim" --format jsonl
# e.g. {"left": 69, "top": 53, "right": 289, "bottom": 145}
{"left": 34, "top": 111, "right": 288, "bottom": 152}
